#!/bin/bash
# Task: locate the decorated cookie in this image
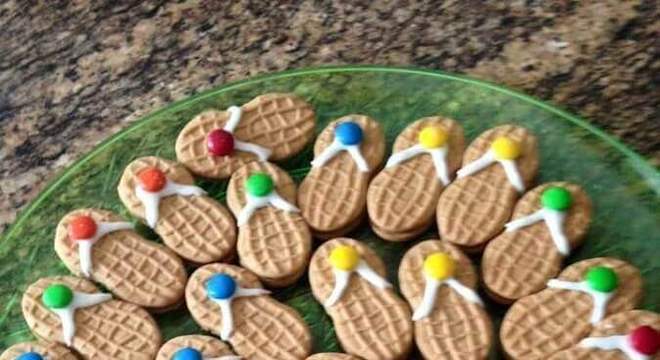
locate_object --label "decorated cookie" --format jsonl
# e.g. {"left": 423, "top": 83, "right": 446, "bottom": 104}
{"left": 176, "top": 93, "right": 316, "bottom": 179}
{"left": 0, "top": 341, "right": 77, "bottom": 360}
{"left": 118, "top": 156, "right": 236, "bottom": 264}
{"left": 437, "top": 124, "right": 539, "bottom": 252}
{"left": 156, "top": 335, "right": 240, "bottom": 360}
{"left": 226, "top": 161, "right": 311, "bottom": 287}
{"left": 549, "top": 310, "right": 660, "bottom": 360}
{"left": 309, "top": 238, "right": 413, "bottom": 360}
{"left": 54, "top": 208, "right": 187, "bottom": 311}
{"left": 482, "top": 182, "right": 592, "bottom": 303}
{"left": 501, "top": 257, "right": 643, "bottom": 360}
{"left": 186, "top": 263, "right": 312, "bottom": 360}
{"left": 367, "top": 117, "right": 465, "bottom": 241}
{"left": 22, "top": 276, "right": 160, "bottom": 359}
{"left": 398, "top": 240, "right": 493, "bottom": 359}
{"left": 307, "top": 354, "right": 361, "bottom": 360}
{"left": 298, "top": 115, "right": 386, "bottom": 238}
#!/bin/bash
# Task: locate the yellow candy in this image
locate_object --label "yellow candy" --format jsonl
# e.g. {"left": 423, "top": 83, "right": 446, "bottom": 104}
{"left": 418, "top": 126, "right": 448, "bottom": 149}
{"left": 329, "top": 245, "right": 360, "bottom": 271}
{"left": 424, "top": 252, "right": 456, "bottom": 281}
{"left": 491, "top": 136, "right": 521, "bottom": 160}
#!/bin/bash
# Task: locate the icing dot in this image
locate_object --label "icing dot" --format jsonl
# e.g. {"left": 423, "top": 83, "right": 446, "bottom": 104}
{"left": 585, "top": 266, "right": 619, "bottom": 293}
{"left": 541, "top": 186, "right": 573, "bottom": 211}
{"left": 138, "top": 167, "right": 167, "bottom": 192}
{"left": 245, "top": 173, "right": 274, "bottom": 197}
{"left": 17, "top": 353, "right": 44, "bottom": 360}
{"left": 172, "top": 347, "right": 203, "bottom": 360}
{"left": 491, "top": 137, "right": 521, "bottom": 160}
{"left": 329, "top": 245, "right": 360, "bottom": 271}
{"left": 42, "top": 284, "right": 74, "bottom": 309}
{"left": 418, "top": 126, "right": 448, "bottom": 149}
{"left": 424, "top": 252, "right": 456, "bottom": 281}
{"left": 335, "top": 122, "right": 363, "bottom": 145}
{"left": 629, "top": 325, "right": 660, "bottom": 355}
{"left": 207, "top": 129, "right": 235, "bottom": 156}
{"left": 207, "top": 274, "right": 237, "bottom": 300}
{"left": 68, "top": 215, "right": 98, "bottom": 240}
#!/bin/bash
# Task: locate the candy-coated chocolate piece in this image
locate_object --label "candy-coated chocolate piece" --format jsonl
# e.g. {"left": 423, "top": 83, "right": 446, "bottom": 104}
{"left": 206, "top": 274, "right": 237, "bottom": 300}
{"left": 329, "top": 245, "right": 359, "bottom": 271}
{"left": 16, "top": 353, "right": 43, "bottom": 360}
{"left": 68, "top": 215, "right": 97, "bottom": 241}
{"left": 173, "top": 347, "right": 203, "bottom": 360}
{"left": 629, "top": 325, "right": 660, "bottom": 355}
{"left": 541, "top": 186, "right": 573, "bottom": 211}
{"left": 207, "top": 129, "right": 235, "bottom": 156}
{"left": 335, "top": 122, "right": 363, "bottom": 145}
{"left": 424, "top": 252, "right": 456, "bottom": 281}
{"left": 418, "top": 126, "right": 448, "bottom": 149}
{"left": 585, "top": 266, "right": 619, "bottom": 292}
{"left": 245, "top": 173, "right": 274, "bottom": 197}
{"left": 491, "top": 136, "right": 521, "bottom": 160}
{"left": 138, "top": 167, "right": 167, "bottom": 192}
{"left": 42, "top": 284, "right": 73, "bottom": 309}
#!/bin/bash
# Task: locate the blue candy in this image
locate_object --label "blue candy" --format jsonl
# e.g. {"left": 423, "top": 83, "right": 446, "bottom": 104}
{"left": 206, "top": 273, "right": 236, "bottom": 300}
{"left": 172, "top": 347, "right": 203, "bottom": 360}
{"left": 17, "top": 352, "right": 44, "bottom": 360}
{"left": 335, "top": 122, "right": 363, "bottom": 145}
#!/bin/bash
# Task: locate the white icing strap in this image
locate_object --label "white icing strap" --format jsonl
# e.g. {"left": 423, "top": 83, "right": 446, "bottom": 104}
{"left": 223, "top": 106, "right": 271, "bottom": 161}
{"left": 211, "top": 287, "right": 270, "bottom": 341}
{"left": 135, "top": 180, "right": 206, "bottom": 228}
{"left": 51, "top": 291, "right": 113, "bottom": 346}
{"left": 311, "top": 138, "right": 370, "bottom": 172}
{"left": 412, "top": 276, "right": 483, "bottom": 321}
{"left": 580, "top": 335, "right": 648, "bottom": 360}
{"left": 76, "top": 221, "right": 133, "bottom": 278}
{"left": 546, "top": 279, "right": 613, "bottom": 324}
{"left": 505, "top": 208, "right": 570, "bottom": 255}
{"left": 324, "top": 261, "right": 391, "bottom": 307}
{"left": 385, "top": 144, "right": 451, "bottom": 185}
{"left": 456, "top": 151, "right": 525, "bottom": 192}
{"left": 237, "top": 192, "right": 299, "bottom": 226}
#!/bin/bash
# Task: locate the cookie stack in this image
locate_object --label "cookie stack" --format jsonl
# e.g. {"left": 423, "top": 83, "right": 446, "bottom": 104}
{"left": 3, "top": 93, "right": 657, "bottom": 360}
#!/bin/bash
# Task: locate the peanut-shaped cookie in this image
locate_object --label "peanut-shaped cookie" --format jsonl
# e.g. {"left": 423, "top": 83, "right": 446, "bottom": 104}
{"left": 156, "top": 335, "right": 240, "bottom": 360}
{"left": 0, "top": 341, "right": 77, "bottom": 360}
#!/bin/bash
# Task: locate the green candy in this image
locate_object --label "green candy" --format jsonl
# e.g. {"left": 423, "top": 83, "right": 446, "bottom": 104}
{"left": 585, "top": 266, "right": 619, "bottom": 293}
{"left": 541, "top": 186, "right": 573, "bottom": 211}
{"left": 42, "top": 284, "right": 73, "bottom": 309}
{"left": 245, "top": 173, "right": 274, "bottom": 197}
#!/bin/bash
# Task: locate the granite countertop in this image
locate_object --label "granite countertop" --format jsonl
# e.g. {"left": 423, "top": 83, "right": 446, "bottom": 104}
{"left": 0, "top": 1, "right": 658, "bottom": 233}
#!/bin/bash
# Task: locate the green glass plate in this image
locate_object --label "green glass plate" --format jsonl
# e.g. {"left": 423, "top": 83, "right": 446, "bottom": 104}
{"left": 1, "top": 66, "right": 658, "bottom": 358}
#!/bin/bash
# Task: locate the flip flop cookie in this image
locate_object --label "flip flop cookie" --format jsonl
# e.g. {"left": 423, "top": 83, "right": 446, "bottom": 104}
{"left": 118, "top": 156, "right": 236, "bottom": 264}
{"left": 0, "top": 342, "right": 77, "bottom": 360}
{"left": 501, "top": 257, "right": 643, "bottom": 360}
{"left": 54, "top": 208, "right": 187, "bottom": 311}
{"left": 398, "top": 240, "right": 493, "bottom": 359}
{"left": 298, "top": 116, "right": 386, "bottom": 238}
{"left": 156, "top": 335, "right": 240, "bottom": 360}
{"left": 367, "top": 117, "right": 465, "bottom": 241}
{"left": 549, "top": 310, "right": 660, "bottom": 360}
{"left": 437, "top": 124, "right": 539, "bottom": 252}
{"left": 307, "top": 354, "right": 361, "bottom": 360}
{"left": 309, "top": 238, "right": 413, "bottom": 360}
{"left": 22, "top": 276, "right": 161, "bottom": 359}
{"left": 186, "top": 263, "right": 312, "bottom": 360}
{"left": 176, "top": 93, "right": 316, "bottom": 179}
{"left": 482, "top": 182, "right": 592, "bottom": 303}
{"left": 226, "top": 161, "right": 311, "bottom": 287}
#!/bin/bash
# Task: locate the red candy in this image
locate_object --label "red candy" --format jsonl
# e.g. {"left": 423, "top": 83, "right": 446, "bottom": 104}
{"left": 138, "top": 167, "right": 167, "bottom": 192}
{"left": 68, "top": 215, "right": 97, "bottom": 241}
{"left": 629, "top": 325, "right": 660, "bottom": 355}
{"left": 207, "top": 129, "right": 235, "bottom": 156}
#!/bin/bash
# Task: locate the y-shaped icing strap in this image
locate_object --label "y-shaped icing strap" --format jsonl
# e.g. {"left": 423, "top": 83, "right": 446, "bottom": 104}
{"left": 237, "top": 173, "right": 299, "bottom": 226}
{"left": 311, "top": 121, "right": 370, "bottom": 172}
{"left": 222, "top": 106, "right": 271, "bottom": 161}
{"left": 42, "top": 284, "right": 112, "bottom": 346}
{"left": 386, "top": 126, "right": 452, "bottom": 185}
{"left": 580, "top": 335, "right": 650, "bottom": 360}
{"left": 456, "top": 136, "right": 525, "bottom": 192}
{"left": 206, "top": 274, "right": 270, "bottom": 341}
{"left": 69, "top": 217, "right": 134, "bottom": 278}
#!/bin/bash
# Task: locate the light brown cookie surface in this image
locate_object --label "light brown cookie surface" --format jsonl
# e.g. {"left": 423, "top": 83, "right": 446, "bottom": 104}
{"left": 437, "top": 125, "right": 539, "bottom": 252}
{"left": 482, "top": 182, "right": 592, "bottom": 303}
{"left": 306, "top": 353, "right": 361, "bottom": 360}
{"left": 399, "top": 240, "right": 493, "bottom": 360}
{"left": 117, "top": 156, "right": 236, "bottom": 264}
{"left": 22, "top": 276, "right": 161, "bottom": 360}
{"left": 54, "top": 208, "right": 187, "bottom": 311}
{"left": 176, "top": 93, "right": 316, "bottom": 179}
{"left": 156, "top": 335, "right": 237, "bottom": 360}
{"left": 501, "top": 257, "right": 643, "bottom": 360}
{"left": 309, "top": 238, "right": 413, "bottom": 360}
{"left": 298, "top": 115, "right": 386, "bottom": 238}
{"left": 0, "top": 341, "right": 77, "bottom": 360}
{"left": 226, "top": 161, "right": 311, "bottom": 287}
{"left": 367, "top": 117, "right": 465, "bottom": 241}
{"left": 186, "top": 263, "right": 312, "bottom": 360}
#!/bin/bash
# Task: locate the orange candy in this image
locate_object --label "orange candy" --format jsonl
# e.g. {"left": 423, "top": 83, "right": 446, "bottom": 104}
{"left": 138, "top": 167, "right": 167, "bottom": 192}
{"left": 68, "top": 215, "right": 97, "bottom": 241}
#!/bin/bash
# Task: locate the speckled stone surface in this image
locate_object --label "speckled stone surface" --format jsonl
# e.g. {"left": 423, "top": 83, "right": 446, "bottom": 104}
{"left": 0, "top": 0, "right": 658, "bottom": 233}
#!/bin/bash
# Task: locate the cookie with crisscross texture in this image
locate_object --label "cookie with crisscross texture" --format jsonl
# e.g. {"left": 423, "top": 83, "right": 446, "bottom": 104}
{"left": 0, "top": 341, "right": 77, "bottom": 360}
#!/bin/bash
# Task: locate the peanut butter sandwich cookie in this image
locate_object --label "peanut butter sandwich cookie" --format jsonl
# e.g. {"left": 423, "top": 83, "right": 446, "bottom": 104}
{"left": 226, "top": 161, "right": 311, "bottom": 287}
{"left": 309, "top": 238, "right": 413, "bottom": 360}
{"left": 186, "top": 263, "right": 312, "bottom": 360}
{"left": 156, "top": 335, "right": 240, "bottom": 360}
{"left": 549, "top": 310, "right": 660, "bottom": 360}
{"left": 399, "top": 240, "right": 492, "bottom": 359}
{"left": 307, "top": 354, "right": 361, "bottom": 360}
{"left": 118, "top": 156, "right": 236, "bottom": 264}
{"left": 437, "top": 124, "right": 539, "bottom": 252}
{"left": 22, "top": 276, "right": 161, "bottom": 359}
{"left": 482, "top": 182, "right": 592, "bottom": 303}
{"left": 176, "top": 93, "right": 316, "bottom": 179}
{"left": 298, "top": 116, "right": 386, "bottom": 238}
{"left": 54, "top": 208, "right": 187, "bottom": 311}
{"left": 501, "top": 257, "right": 643, "bottom": 360}
{"left": 0, "top": 342, "right": 77, "bottom": 360}
{"left": 367, "top": 117, "right": 465, "bottom": 241}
